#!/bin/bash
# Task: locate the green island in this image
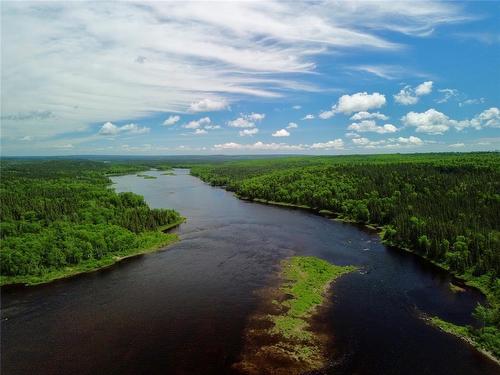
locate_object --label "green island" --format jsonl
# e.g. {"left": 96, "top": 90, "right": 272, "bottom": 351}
{"left": 0, "top": 160, "right": 183, "bottom": 286}
{"left": 235, "top": 256, "right": 356, "bottom": 375}
{"left": 191, "top": 152, "right": 500, "bottom": 360}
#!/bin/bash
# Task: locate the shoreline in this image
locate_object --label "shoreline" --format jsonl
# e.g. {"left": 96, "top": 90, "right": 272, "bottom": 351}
{"left": 0, "top": 218, "right": 185, "bottom": 288}
{"left": 236, "top": 195, "right": 487, "bottom": 295}
{"left": 230, "top": 193, "right": 500, "bottom": 364}
{"left": 423, "top": 315, "right": 500, "bottom": 366}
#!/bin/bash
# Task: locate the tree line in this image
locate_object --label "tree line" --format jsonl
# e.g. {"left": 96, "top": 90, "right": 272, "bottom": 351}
{"left": 190, "top": 152, "right": 500, "bottom": 356}
{"left": 0, "top": 160, "right": 181, "bottom": 281}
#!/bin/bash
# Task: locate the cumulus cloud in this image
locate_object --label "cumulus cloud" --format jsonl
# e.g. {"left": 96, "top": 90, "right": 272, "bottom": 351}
{"left": 189, "top": 98, "right": 229, "bottom": 113}
{"left": 320, "top": 92, "right": 386, "bottom": 119}
{"left": 394, "top": 81, "right": 434, "bottom": 105}
{"left": 239, "top": 128, "right": 259, "bottom": 137}
{"left": 302, "top": 114, "right": 315, "bottom": 120}
{"left": 213, "top": 138, "right": 345, "bottom": 152}
{"left": 353, "top": 136, "right": 423, "bottom": 148}
{"left": 319, "top": 110, "right": 335, "bottom": 119}
{"left": 227, "top": 113, "right": 265, "bottom": 128}
{"left": 272, "top": 129, "right": 290, "bottom": 137}
{"left": 163, "top": 115, "right": 180, "bottom": 126}
{"left": 292, "top": 105, "right": 302, "bottom": 110}
{"left": 213, "top": 141, "right": 306, "bottom": 151}
{"left": 194, "top": 128, "right": 208, "bottom": 135}
{"left": 287, "top": 122, "right": 298, "bottom": 129}
{"left": 98, "top": 122, "right": 150, "bottom": 136}
{"left": 471, "top": 107, "right": 500, "bottom": 129}
{"left": 402, "top": 107, "right": 500, "bottom": 134}
{"left": 401, "top": 109, "right": 451, "bottom": 134}
{"left": 183, "top": 117, "right": 212, "bottom": 129}
{"left": 415, "top": 81, "right": 433, "bottom": 96}
{"left": 335, "top": 92, "right": 386, "bottom": 115}
{"left": 350, "top": 111, "right": 389, "bottom": 121}
{"left": 449, "top": 143, "right": 465, "bottom": 148}
{"left": 348, "top": 120, "right": 398, "bottom": 134}
{"left": 310, "top": 139, "right": 344, "bottom": 150}
{"left": 247, "top": 113, "right": 266, "bottom": 121}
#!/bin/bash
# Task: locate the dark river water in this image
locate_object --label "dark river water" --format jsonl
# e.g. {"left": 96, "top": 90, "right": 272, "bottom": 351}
{"left": 1, "top": 169, "right": 498, "bottom": 375}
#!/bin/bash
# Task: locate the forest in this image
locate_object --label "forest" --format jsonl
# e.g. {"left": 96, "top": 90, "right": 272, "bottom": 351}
{"left": 0, "top": 159, "right": 182, "bottom": 285}
{"left": 190, "top": 152, "right": 500, "bottom": 357}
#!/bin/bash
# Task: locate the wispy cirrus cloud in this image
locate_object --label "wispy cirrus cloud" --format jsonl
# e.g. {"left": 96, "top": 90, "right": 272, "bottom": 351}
{"left": 2, "top": 1, "right": 468, "bottom": 142}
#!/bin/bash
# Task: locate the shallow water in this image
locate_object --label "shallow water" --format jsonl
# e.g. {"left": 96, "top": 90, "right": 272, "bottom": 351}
{"left": 1, "top": 169, "right": 498, "bottom": 374}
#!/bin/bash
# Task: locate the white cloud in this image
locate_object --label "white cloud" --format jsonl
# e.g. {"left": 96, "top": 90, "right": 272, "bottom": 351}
{"left": 436, "top": 88, "right": 459, "bottom": 104}
{"left": 459, "top": 98, "right": 485, "bottom": 107}
{"left": 163, "top": 115, "right": 180, "bottom": 126}
{"left": 350, "top": 111, "right": 389, "bottom": 121}
{"left": 272, "top": 129, "right": 290, "bottom": 137}
{"left": 319, "top": 110, "right": 335, "bottom": 119}
{"left": 287, "top": 122, "right": 298, "bottom": 129}
{"left": 415, "top": 81, "right": 433, "bottom": 96}
{"left": 402, "top": 107, "right": 500, "bottom": 134}
{"left": 20, "top": 136, "right": 34, "bottom": 141}
{"left": 227, "top": 113, "right": 265, "bottom": 128}
{"left": 332, "top": 92, "right": 387, "bottom": 115}
{"left": 204, "top": 124, "right": 221, "bottom": 130}
{"left": 98, "top": 121, "right": 150, "bottom": 136}
{"left": 213, "top": 141, "right": 305, "bottom": 151}
{"left": 401, "top": 109, "right": 451, "bottom": 134}
{"left": 394, "top": 81, "right": 433, "bottom": 105}
{"left": 227, "top": 118, "right": 254, "bottom": 128}
{"left": 396, "top": 136, "right": 424, "bottom": 146}
{"left": 310, "top": 139, "right": 344, "bottom": 150}
{"left": 1, "top": 1, "right": 471, "bottom": 143}
{"left": 345, "top": 132, "right": 361, "bottom": 138}
{"left": 247, "top": 113, "right": 266, "bottom": 122}
{"left": 472, "top": 107, "right": 500, "bottom": 129}
{"left": 189, "top": 98, "right": 229, "bottom": 113}
{"left": 184, "top": 117, "right": 211, "bottom": 129}
{"left": 336, "top": 92, "right": 386, "bottom": 114}
{"left": 239, "top": 128, "right": 259, "bottom": 137}
{"left": 194, "top": 128, "right": 208, "bottom": 135}
{"left": 292, "top": 105, "right": 302, "bottom": 109}
{"left": 348, "top": 120, "right": 398, "bottom": 134}
{"left": 302, "top": 114, "right": 315, "bottom": 120}
{"left": 449, "top": 143, "right": 465, "bottom": 148}
{"left": 352, "top": 135, "right": 423, "bottom": 148}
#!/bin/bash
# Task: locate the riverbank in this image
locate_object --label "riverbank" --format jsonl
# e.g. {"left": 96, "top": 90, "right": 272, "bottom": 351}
{"left": 234, "top": 256, "right": 356, "bottom": 375}
{"left": 231, "top": 194, "right": 499, "bottom": 362}
{"left": 0, "top": 218, "right": 185, "bottom": 287}
{"left": 425, "top": 316, "right": 500, "bottom": 365}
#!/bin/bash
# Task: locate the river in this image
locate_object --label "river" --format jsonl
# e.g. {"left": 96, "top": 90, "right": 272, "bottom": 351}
{"left": 1, "top": 169, "right": 498, "bottom": 374}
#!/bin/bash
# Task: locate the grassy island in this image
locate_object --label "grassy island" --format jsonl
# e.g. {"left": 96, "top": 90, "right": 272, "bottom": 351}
{"left": 235, "top": 256, "right": 356, "bottom": 375}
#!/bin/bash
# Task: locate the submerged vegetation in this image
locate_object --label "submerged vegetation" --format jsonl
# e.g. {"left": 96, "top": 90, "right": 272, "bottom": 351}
{"left": 0, "top": 160, "right": 183, "bottom": 286}
{"left": 235, "top": 256, "right": 355, "bottom": 374}
{"left": 191, "top": 152, "right": 500, "bottom": 359}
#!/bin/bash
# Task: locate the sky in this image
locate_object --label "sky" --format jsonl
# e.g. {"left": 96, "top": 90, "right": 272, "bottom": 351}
{"left": 1, "top": 1, "right": 499, "bottom": 156}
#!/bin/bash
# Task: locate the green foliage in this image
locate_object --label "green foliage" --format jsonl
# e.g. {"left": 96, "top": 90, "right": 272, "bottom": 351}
{"left": 190, "top": 152, "right": 500, "bottom": 358}
{"left": 0, "top": 160, "right": 182, "bottom": 285}
{"left": 271, "top": 256, "right": 356, "bottom": 340}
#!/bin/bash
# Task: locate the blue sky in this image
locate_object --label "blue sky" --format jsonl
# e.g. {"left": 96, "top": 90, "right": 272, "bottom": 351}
{"left": 1, "top": 1, "right": 499, "bottom": 155}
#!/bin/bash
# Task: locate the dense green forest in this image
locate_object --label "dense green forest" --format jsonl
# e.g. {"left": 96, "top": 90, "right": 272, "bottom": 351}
{"left": 190, "top": 152, "right": 500, "bottom": 357}
{"left": 0, "top": 160, "right": 182, "bottom": 285}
